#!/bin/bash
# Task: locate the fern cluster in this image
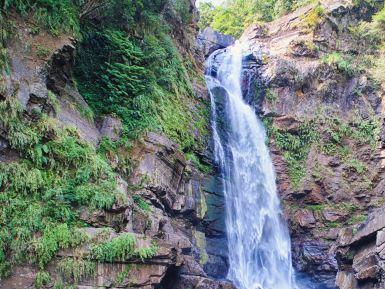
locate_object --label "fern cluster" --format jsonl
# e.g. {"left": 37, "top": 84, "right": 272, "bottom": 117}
{"left": 266, "top": 120, "right": 319, "bottom": 189}
{"left": 75, "top": 0, "right": 208, "bottom": 152}
{"left": 90, "top": 233, "right": 157, "bottom": 262}
{"left": 0, "top": 97, "right": 123, "bottom": 277}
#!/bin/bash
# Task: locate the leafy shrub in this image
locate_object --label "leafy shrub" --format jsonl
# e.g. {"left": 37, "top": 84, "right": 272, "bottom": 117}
{"left": 369, "top": 47, "right": 385, "bottom": 87}
{"left": 322, "top": 52, "right": 359, "bottom": 76}
{"left": 91, "top": 233, "right": 137, "bottom": 262}
{"left": 198, "top": 2, "right": 216, "bottom": 30}
{"left": 33, "top": 225, "right": 87, "bottom": 268}
{"left": 344, "top": 158, "right": 367, "bottom": 174}
{"left": 116, "top": 265, "right": 132, "bottom": 284}
{"left": 1, "top": 0, "right": 196, "bottom": 283}
{"left": 319, "top": 114, "right": 380, "bottom": 156}
{"left": 135, "top": 242, "right": 158, "bottom": 262}
{"left": 347, "top": 214, "right": 367, "bottom": 225}
{"left": 185, "top": 152, "right": 212, "bottom": 174}
{"left": 349, "top": 22, "right": 382, "bottom": 48}
{"left": 198, "top": 0, "right": 319, "bottom": 37}
{"left": 36, "top": 45, "right": 50, "bottom": 58}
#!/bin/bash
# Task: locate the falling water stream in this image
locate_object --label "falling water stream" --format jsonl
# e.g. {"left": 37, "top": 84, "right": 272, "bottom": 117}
{"left": 206, "top": 42, "right": 297, "bottom": 289}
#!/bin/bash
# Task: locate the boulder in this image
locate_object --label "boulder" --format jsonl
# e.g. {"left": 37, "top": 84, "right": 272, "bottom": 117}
{"left": 99, "top": 116, "right": 122, "bottom": 142}
{"left": 294, "top": 209, "right": 316, "bottom": 229}
{"left": 336, "top": 271, "right": 358, "bottom": 289}
{"left": 350, "top": 207, "right": 385, "bottom": 246}
{"left": 172, "top": 275, "right": 236, "bottom": 289}
{"left": 198, "top": 27, "right": 235, "bottom": 58}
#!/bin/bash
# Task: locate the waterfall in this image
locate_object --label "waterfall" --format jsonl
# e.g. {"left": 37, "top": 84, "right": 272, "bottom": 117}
{"left": 205, "top": 42, "right": 297, "bottom": 289}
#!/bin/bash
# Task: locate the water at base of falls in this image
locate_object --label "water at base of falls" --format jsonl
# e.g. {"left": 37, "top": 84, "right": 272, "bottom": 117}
{"left": 206, "top": 42, "right": 297, "bottom": 289}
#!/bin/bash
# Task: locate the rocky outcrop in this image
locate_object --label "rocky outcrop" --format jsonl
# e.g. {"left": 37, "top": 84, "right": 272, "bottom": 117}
{"left": 128, "top": 132, "right": 230, "bottom": 284}
{"left": 198, "top": 27, "right": 235, "bottom": 57}
{"left": 336, "top": 207, "right": 385, "bottom": 289}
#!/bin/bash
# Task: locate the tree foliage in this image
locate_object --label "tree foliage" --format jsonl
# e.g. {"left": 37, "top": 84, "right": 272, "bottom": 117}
{"left": 198, "top": 0, "right": 316, "bottom": 37}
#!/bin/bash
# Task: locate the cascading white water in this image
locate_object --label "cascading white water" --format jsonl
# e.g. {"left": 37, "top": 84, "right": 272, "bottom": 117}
{"left": 206, "top": 42, "right": 297, "bottom": 289}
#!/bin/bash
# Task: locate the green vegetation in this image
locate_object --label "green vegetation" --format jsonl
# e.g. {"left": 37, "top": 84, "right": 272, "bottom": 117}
{"left": 198, "top": 0, "right": 317, "bottom": 37}
{"left": 35, "top": 270, "right": 51, "bottom": 289}
{"left": 186, "top": 152, "right": 212, "bottom": 174}
{"left": 74, "top": 0, "right": 208, "bottom": 152}
{"left": 36, "top": 45, "right": 51, "bottom": 59}
{"left": 2, "top": 0, "right": 80, "bottom": 36}
{"left": 265, "top": 120, "right": 318, "bottom": 189}
{"left": 1, "top": 0, "right": 209, "bottom": 152}
{"left": 47, "top": 90, "right": 60, "bottom": 114}
{"left": 344, "top": 158, "right": 367, "bottom": 174}
{"left": 116, "top": 265, "right": 132, "bottom": 284}
{"left": 299, "top": 4, "right": 325, "bottom": 32}
{"left": 265, "top": 88, "right": 278, "bottom": 104}
{"left": 264, "top": 109, "right": 380, "bottom": 190}
{"left": 319, "top": 114, "right": 380, "bottom": 155}
{"left": 370, "top": 5, "right": 385, "bottom": 87}
{"left": 0, "top": 0, "right": 202, "bottom": 286}
{"left": 33, "top": 225, "right": 87, "bottom": 269}
{"left": 91, "top": 233, "right": 157, "bottom": 262}
{"left": 373, "top": 5, "right": 385, "bottom": 28}
{"left": 348, "top": 5, "right": 385, "bottom": 87}
{"left": 322, "top": 52, "right": 359, "bottom": 77}
{"left": 347, "top": 214, "right": 367, "bottom": 225}
{"left": 57, "top": 258, "right": 96, "bottom": 284}
{"left": 305, "top": 204, "right": 325, "bottom": 212}
{"left": 0, "top": 97, "right": 127, "bottom": 277}
{"left": 133, "top": 195, "right": 151, "bottom": 213}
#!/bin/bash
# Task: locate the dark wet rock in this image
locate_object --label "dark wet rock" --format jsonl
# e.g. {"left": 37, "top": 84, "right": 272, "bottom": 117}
{"left": 0, "top": 136, "right": 8, "bottom": 152}
{"left": 203, "top": 175, "right": 227, "bottom": 236}
{"left": 293, "top": 240, "right": 338, "bottom": 289}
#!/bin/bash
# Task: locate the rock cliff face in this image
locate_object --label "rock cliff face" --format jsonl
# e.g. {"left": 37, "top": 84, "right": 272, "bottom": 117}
{"left": 238, "top": 1, "right": 385, "bottom": 288}
{"left": 0, "top": 1, "right": 232, "bottom": 288}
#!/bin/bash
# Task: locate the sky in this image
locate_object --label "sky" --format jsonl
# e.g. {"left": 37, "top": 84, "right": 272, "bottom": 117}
{"left": 196, "top": 0, "right": 224, "bottom": 6}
